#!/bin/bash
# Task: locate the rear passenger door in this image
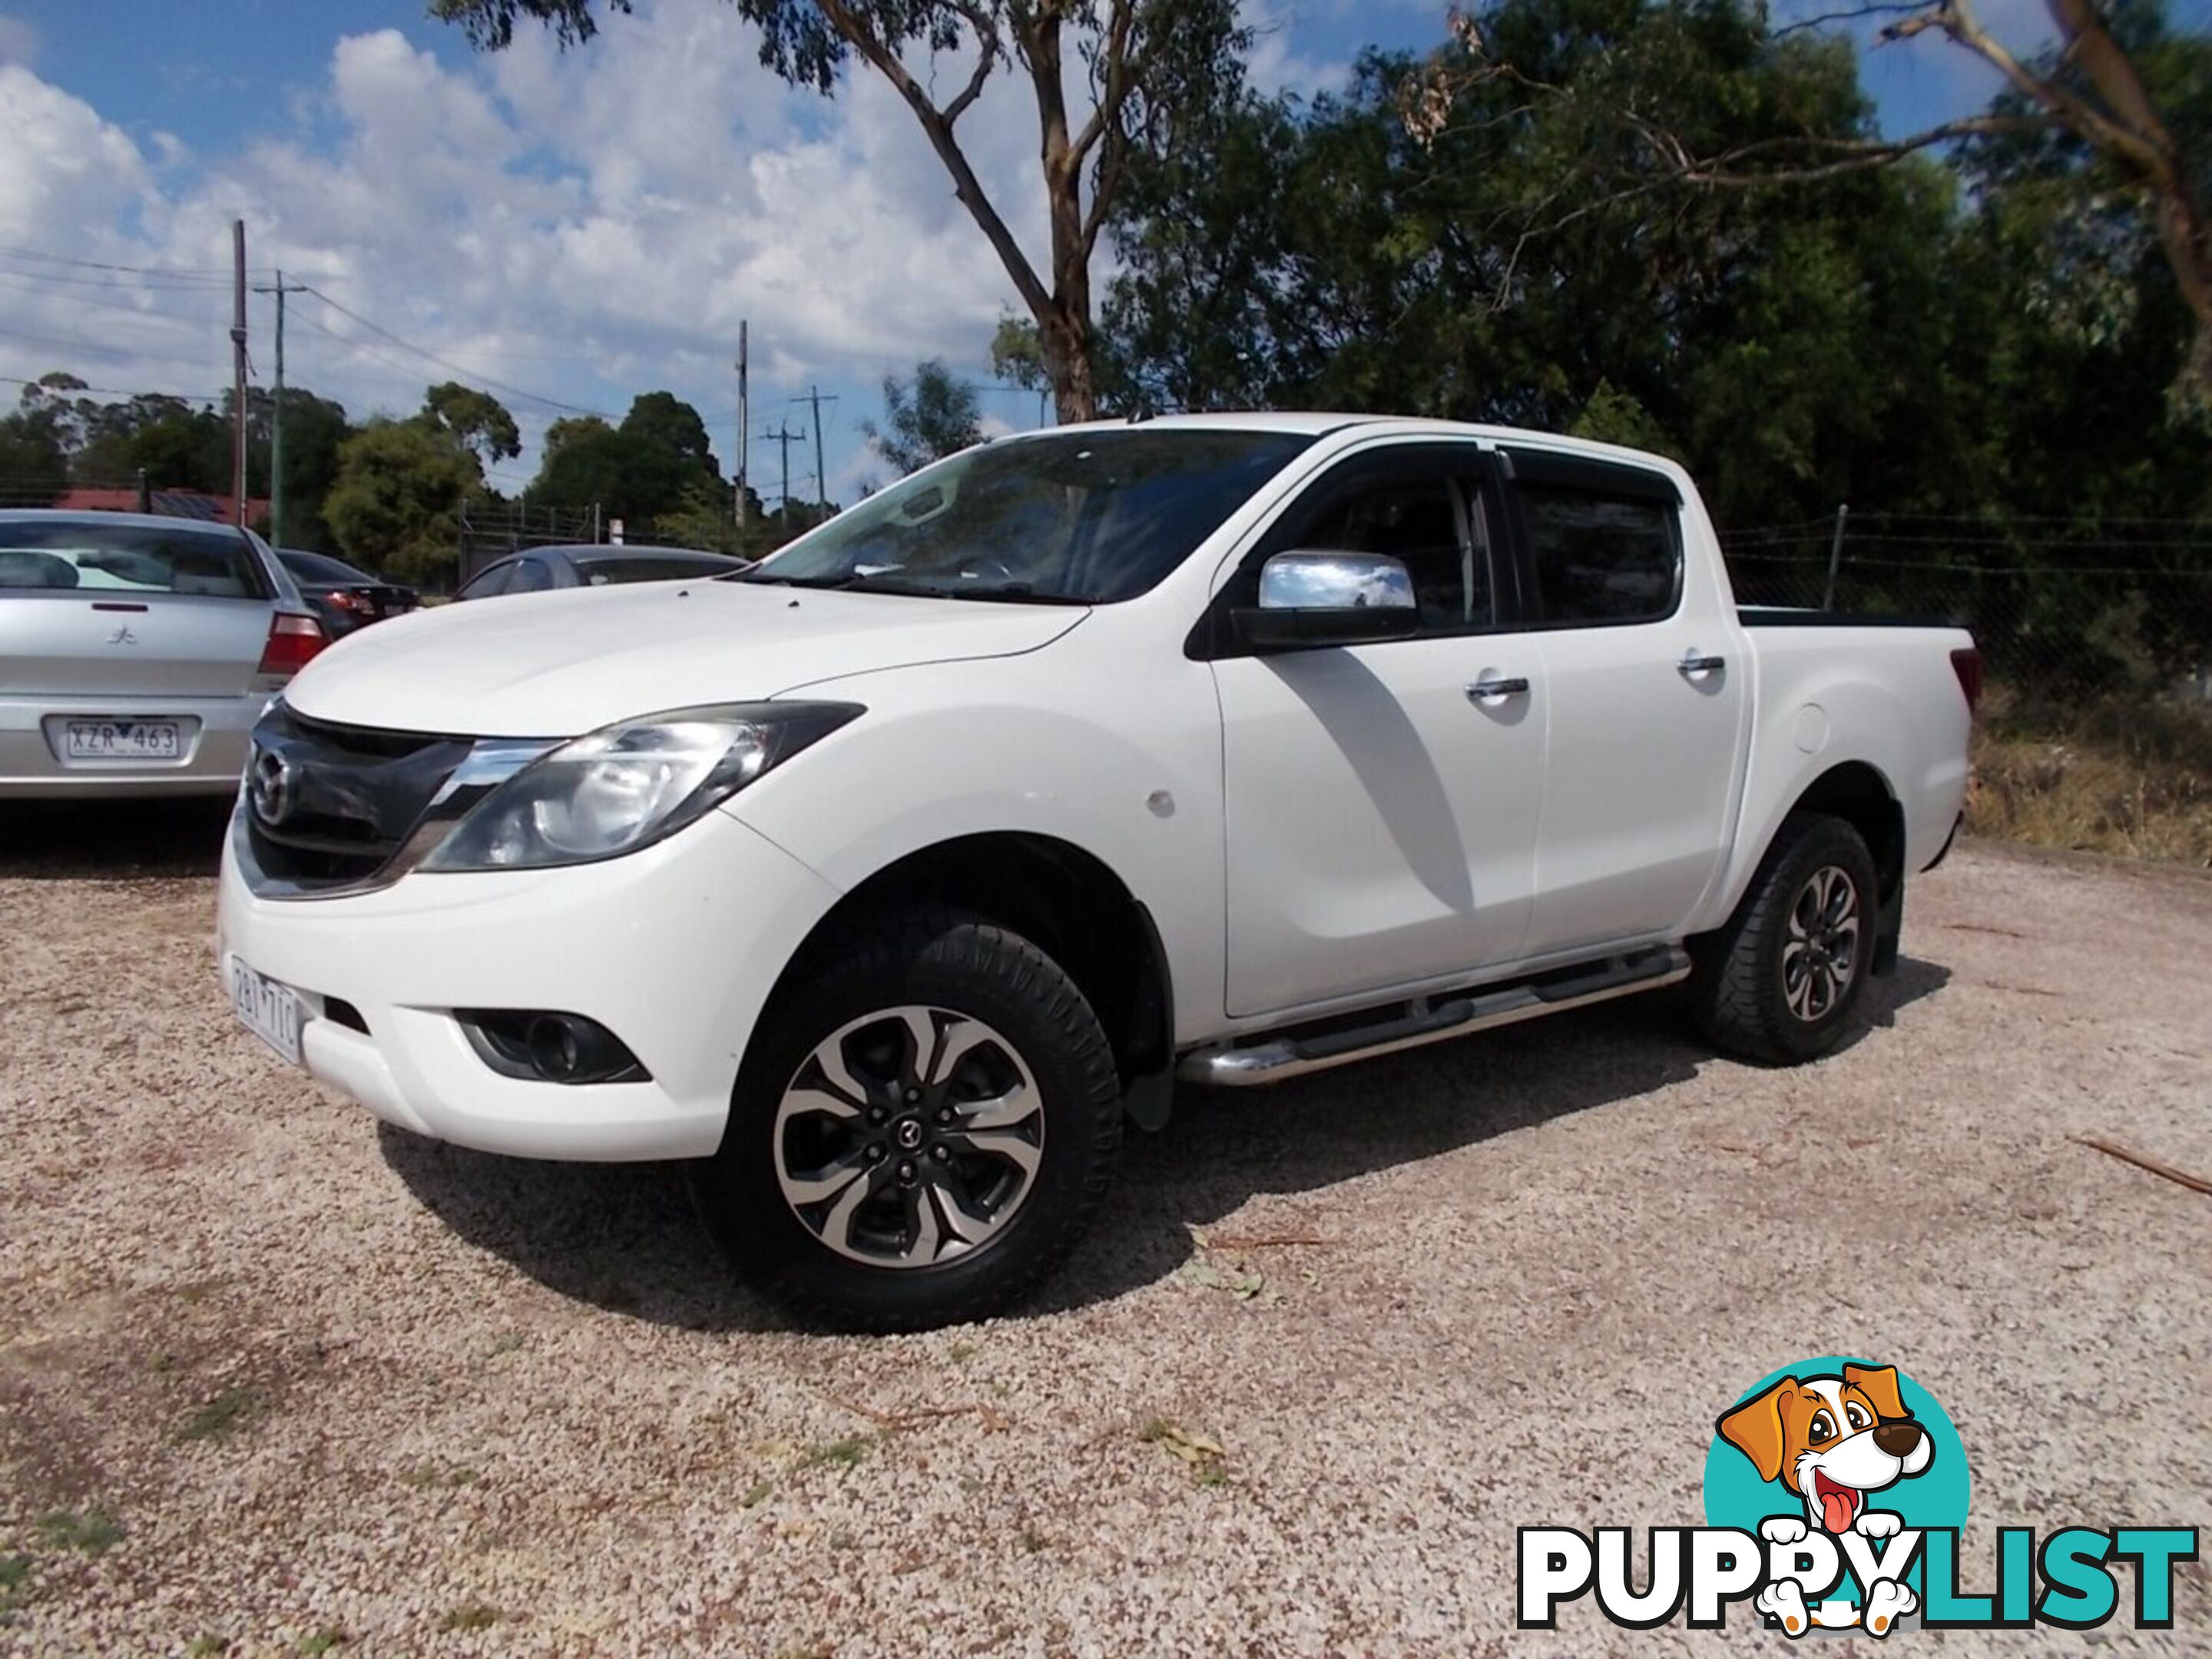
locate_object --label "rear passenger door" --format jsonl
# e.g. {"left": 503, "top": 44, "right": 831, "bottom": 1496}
{"left": 1502, "top": 449, "right": 1746, "bottom": 957}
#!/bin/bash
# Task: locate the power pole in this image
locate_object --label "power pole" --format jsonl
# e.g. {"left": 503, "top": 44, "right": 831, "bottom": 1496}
{"left": 251, "top": 270, "right": 310, "bottom": 548}
{"left": 765, "top": 423, "right": 804, "bottom": 529}
{"left": 230, "top": 220, "right": 248, "bottom": 526}
{"left": 807, "top": 385, "right": 827, "bottom": 515}
{"left": 734, "top": 321, "right": 750, "bottom": 528}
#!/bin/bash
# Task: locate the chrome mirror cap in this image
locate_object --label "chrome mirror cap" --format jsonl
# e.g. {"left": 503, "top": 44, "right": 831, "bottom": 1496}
{"left": 1257, "top": 551, "right": 1416, "bottom": 612}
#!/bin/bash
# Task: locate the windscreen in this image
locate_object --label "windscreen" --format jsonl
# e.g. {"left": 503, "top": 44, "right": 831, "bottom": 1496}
{"left": 744, "top": 429, "right": 1315, "bottom": 603}
{"left": 0, "top": 519, "right": 272, "bottom": 599}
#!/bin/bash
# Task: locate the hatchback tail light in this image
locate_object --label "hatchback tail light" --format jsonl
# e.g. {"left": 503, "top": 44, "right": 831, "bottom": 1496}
{"left": 257, "top": 611, "right": 328, "bottom": 684}
{"left": 1950, "top": 646, "right": 1983, "bottom": 717}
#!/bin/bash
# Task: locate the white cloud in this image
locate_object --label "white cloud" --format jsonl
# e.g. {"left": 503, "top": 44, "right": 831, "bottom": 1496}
{"left": 0, "top": 0, "right": 1068, "bottom": 478}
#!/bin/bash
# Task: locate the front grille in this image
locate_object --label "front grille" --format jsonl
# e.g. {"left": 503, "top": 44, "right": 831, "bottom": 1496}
{"left": 245, "top": 705, "right": 473, "bottom": 891}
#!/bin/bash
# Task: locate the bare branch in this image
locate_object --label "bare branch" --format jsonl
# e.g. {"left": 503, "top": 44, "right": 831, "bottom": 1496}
{"left": 1883, "top": 1, "right": 2152, "bottom": 173}
{"left": 943, "top": 2, "right": 1002, "bottom": 127}
{"left": 813, "top": 0, "right": 1052, "bottom": 320}
{"left": 1770, "top": 3, "right": 1928, "bottom": 40}
{"left": 1674, "top": 114, "right": 2051, "bottom": 184}
{"left": 1068, "top": 0, "right": 1136, "bottom": 169}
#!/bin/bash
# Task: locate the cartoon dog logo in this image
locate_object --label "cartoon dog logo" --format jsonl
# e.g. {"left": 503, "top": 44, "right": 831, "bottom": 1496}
{"left": 1717, "top": 1363, "right": 1935, "bottom": 1634}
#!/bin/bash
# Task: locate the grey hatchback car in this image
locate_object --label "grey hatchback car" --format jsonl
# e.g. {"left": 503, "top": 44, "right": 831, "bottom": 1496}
{"left": 453, "top": 544, "right": 750, "bottom": 601}
{"left": 0, "top": 511, "right": 328, "bottom": 799}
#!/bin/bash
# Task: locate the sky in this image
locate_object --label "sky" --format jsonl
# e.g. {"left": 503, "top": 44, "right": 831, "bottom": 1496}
{"left": 0, "top": 0, "right": 2202, "bottom": 507}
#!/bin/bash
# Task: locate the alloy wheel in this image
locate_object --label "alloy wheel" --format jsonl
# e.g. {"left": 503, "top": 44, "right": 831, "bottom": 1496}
{"left": 1781, "top": 863, "right": 1861, "bottom": 1023}
{"left": 772, "top": 1005, "right": 1045, "bottom": 1267}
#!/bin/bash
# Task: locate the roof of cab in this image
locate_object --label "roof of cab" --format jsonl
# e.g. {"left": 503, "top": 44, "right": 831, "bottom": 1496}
{"left": 1031, "top": 410, "right": 1684, "bottom": 476}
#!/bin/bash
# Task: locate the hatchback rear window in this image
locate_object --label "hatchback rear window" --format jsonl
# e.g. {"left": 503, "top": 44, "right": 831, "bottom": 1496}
{"left": 0, "top": 519, "right": 272, "bottom": 599}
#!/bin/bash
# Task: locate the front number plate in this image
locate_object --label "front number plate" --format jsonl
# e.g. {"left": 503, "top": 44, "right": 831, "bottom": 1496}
{"left": 228, "top": 957, "right": 303, "bottom": 1066}
{"left": 65, "top": 719, "right": 181, "bottom": 760}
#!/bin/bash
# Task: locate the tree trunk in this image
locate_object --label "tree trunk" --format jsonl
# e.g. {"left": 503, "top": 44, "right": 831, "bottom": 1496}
{"left": 1039, "top": 306, "right": 1099, "bottom": 423}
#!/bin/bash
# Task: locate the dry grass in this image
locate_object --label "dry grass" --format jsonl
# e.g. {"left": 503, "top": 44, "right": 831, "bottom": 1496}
{"left": 1969, "top": 686, "right": 2212, "bottom": 867}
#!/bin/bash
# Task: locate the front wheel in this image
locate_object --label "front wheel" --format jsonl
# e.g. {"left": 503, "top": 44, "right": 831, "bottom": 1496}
{"left": 691, "top": 909, "right": 1122, "bottom": 1332}
{"left": 1689, "top": 812, "right": 1880, "bottom": 1066}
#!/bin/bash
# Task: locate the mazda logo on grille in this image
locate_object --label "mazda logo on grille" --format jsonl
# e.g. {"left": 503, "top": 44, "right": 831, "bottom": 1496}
{"left": 249, "top": 747, "right": 296, "bottom": 826}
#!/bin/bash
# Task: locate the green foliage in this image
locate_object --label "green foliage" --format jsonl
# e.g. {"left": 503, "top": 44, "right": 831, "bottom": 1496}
{"left": 419, "top": 381, "right": 522, "bottom": 467}
{"left": 1094, "top": 0, "right": 2209, "bottom": 680}
{"left": 528, "top": 426, "right": 692, "bottom": 523}
{"left": 325, "top": 419, "right": 481, "bottom": 584}
{"left": 0, "top": 408, "right": 68, "bottom": 504}
{"left": 621, "top": 391, "right": 718, "bottom": 475}
{"left": 529, "top": 389, "right": 730, "bottom": 535}
{"left": 989, "top": 315, "right": 1048, "bottom": 392}
{"left": 32, "top": 1508, "right": 123, "bottom": 1555}
{"left": 860, "top": 359, "right": 983, "bottom": 477}
{"left": 542, "top": 414, "right": 611, "bottom": 457}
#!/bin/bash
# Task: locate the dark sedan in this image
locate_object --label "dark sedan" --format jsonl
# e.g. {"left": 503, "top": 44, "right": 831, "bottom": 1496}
{"left": 276, "top": 548, "right": 421, "bottom": 637}
{"left": 453, "top": 545, "right": 751, "bottom": 601}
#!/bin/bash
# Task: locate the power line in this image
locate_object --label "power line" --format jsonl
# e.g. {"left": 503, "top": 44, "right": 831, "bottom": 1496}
{"left": 0, "top": 260, "right": 233, "bottom": 294}
{"left": 0, "top": 242, "right": 257, "bottom": 280}
{"left": 0, "top": 320, "right": 226, "bottom": 372}
{"left": 0, "top": 374, "right": 224, "bottom": 406}
{"left": 0, "top": 273, "right": 229, "bottom": 329}
{"left": 296, "top": 286, "right": 609, "bottom": 418}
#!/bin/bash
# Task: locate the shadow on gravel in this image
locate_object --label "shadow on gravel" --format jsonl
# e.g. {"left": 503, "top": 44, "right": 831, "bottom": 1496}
{"left": 379, "top": 956, "right": 1950, "bottom": 1334}
{"left": 0, "top": 798, "right": 233, "bottom": 879}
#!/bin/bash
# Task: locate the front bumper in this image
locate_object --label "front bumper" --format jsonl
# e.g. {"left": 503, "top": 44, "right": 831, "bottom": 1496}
{"left": 0, "top": 690, "right": 272, "bottom": 798}
{"left": 217, "top": 800, "right": 843, "bottom": 1161}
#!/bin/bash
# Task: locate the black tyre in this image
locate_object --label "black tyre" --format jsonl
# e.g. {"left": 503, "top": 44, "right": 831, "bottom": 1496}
{"left": 1689, "top": 812, "right": 1880, "bottom": 1066}
{"left": 691, "top": 907, "right": 1121, "bottom": 1332}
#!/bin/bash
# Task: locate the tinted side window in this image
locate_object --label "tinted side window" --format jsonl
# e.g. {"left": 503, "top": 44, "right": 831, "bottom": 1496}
{"left": 580, "top": 557, "right": 725, "bottom": 585}
{"left": 1516, "top": 485, "right": 1679, "bottom": 624}
{"left": 1299, "top": 478, "right": 1484, "bottom": 636}
{"left": 457, "top": 561, "right": 512, "bottom": 600}
{"left": 506, "top": 556, "right": 555, "bottom": 594}
{"left": 1225, "top": 449, "right": 1499, "bottom": 641}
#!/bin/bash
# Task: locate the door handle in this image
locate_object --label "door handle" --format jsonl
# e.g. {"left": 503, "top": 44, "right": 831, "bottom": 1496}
{"left": 1677, "top": 651, "right": 1726, "bottom": 678}
{"left": 1466, "top": 675, "right": 1530, "bottom": 704}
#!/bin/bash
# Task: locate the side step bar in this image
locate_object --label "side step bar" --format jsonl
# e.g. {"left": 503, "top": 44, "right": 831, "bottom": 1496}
{"left": 1176, "top": 945, "right": 1692, "bottom": 1087}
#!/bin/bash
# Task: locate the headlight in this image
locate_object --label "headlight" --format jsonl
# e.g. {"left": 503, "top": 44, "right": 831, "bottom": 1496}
{"left": 422, "top": 701, "right": 861, "bottom": 872}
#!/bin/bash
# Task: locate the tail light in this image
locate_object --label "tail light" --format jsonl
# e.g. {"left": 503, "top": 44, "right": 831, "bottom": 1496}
{"left": 257, "top": 612, "right": 328, "bottom": 684}
{"left": 327, "top": 589, "right": 369, "bottom": 613}
{"left": 1950, "top": 646, "right": 1983, "bottom": 717}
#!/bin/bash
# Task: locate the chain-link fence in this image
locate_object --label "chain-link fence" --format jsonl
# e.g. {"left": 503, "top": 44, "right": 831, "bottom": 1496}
{"left": 1718, "top": 512, "right": 2212, "bottom": 866}
{"left": 455, "top": 500, "right": 604, "bottom": 583}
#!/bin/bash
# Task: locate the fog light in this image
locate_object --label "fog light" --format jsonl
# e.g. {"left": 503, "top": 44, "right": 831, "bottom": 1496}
{"left": 458, "top": 1010, "right": 648, "bottom": 1084}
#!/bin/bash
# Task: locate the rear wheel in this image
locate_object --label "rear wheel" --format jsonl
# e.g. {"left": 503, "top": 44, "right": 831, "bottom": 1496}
{"left": 692, "top": 908, "right": 1121, "bottom": 1332}
{"left": 1690, "top": 812, "right": 1879, "bottom": 1066}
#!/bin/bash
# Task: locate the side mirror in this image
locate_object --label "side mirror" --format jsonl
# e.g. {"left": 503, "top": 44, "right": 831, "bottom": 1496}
{"left": 1232, "top": 550, "right": 1419, "bottom": 650}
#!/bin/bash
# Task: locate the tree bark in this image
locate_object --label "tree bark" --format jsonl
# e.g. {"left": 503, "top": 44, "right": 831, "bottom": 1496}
{"left": 814, "top": 0, "right": 1115, "bottom": 423}
{"left": 1893, "top": 0, "right": 2212, "bottom": 386}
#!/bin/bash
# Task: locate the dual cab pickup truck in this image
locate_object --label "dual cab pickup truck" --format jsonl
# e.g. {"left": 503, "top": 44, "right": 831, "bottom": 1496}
{"left": 218, "top": 415, "right": 1976, "bottom": 1330}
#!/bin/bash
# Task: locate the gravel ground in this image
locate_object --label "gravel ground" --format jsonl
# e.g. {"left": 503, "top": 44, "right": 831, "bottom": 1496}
{"left": 1, "top": 803, "right": 2206, "bottom": 1657}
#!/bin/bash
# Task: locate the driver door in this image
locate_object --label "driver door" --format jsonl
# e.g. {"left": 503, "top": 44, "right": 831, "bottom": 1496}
{"left": 1207, "top": 443, "right": 1545, "bottom": 1017}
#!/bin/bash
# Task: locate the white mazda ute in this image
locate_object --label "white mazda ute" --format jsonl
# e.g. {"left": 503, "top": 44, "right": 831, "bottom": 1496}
{"left": 219, "top": 416, "right": 1976, "bottom": 1330}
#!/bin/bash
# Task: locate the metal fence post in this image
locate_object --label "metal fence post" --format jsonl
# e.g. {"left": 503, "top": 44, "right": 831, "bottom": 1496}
{"left": 1822, "top": 503, "right": 1848, "bottom": 611}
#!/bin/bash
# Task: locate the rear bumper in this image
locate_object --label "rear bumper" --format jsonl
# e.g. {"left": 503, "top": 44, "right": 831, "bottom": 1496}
{"left": 0, "top": 690, "right": 271, "bottom": 798}
{"left": 217, "top": 800, "right": 844, "bottom": 1161}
